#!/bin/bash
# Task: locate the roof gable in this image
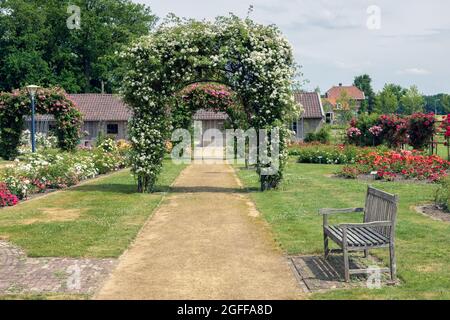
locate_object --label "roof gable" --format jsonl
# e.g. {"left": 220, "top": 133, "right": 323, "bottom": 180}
{"left": 294, "top": 91, "right": 324, "bottom": 119}
{"left": 325, "top": 85, "right": 365, "bottom": 101}
{"left": 68, "top": 94, "right": 131, "bottom": 121}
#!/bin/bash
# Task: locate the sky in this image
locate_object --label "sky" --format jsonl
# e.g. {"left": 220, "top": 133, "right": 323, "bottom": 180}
{"left": 134, "top": 0, "right": 450, "bottom": 95}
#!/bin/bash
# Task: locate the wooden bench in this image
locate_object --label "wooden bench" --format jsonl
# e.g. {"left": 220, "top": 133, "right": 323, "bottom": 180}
{"left": 319, "top": 186, "right": 398, "bottom": 282}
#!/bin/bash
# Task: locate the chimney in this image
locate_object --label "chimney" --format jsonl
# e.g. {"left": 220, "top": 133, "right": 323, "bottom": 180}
{"left": 339, "top": 83, "right": 342, "bottom": 87}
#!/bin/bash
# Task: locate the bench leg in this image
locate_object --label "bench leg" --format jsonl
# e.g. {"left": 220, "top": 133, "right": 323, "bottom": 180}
{"left": 323, "top": 233, "right": 329, "bottom": 260}
{"left": 343, "top": 247, "right": 350, "bottom": 282}
{"left": 364, "top": 249, "right": 369, "bottom": 258}
{"left": 389, "top": 243, "right": 397, "bottom": 281}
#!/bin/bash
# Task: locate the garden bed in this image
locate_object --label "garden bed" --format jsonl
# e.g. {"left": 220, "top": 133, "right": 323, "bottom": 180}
{"left": 415, "top": 204, "right": 450, "bottom": 222}
{"left": 0, "top": 138, "right": 130, "bottom": 209}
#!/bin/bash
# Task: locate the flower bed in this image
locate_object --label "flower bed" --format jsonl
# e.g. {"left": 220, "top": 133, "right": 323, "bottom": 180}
{"left": 0, "top": 140, "right": 129, "bottom": 207}
{"left": 290, "top": 143, "right": 389, "bottom": 165}
{"left": 338, "top": 150, "right": 450, "bottom": 182}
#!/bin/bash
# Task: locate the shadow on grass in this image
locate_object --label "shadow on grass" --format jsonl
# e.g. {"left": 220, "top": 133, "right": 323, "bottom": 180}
{"left": 73, "top": 184, "right": 259, "bottom": 194}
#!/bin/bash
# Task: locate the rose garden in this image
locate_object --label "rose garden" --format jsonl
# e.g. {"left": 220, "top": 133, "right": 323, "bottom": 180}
{"left": 1, "top": 13, "right": 450, "bottom": 300}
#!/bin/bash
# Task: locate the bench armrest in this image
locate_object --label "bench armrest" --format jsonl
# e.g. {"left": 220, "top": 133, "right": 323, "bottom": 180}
{"left": 319, "top": 207, "right": 364, "bottom": 215}
{"left": 339, "top": 221, "right": 393, "bottom": 229}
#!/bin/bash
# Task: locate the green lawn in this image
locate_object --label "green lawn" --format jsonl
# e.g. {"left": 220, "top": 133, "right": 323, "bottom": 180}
{"left": 236, "top": 159, "right": 450, "bottom": 299}
{"left": 0, "top": 160, "right": 185, "bottom": 258}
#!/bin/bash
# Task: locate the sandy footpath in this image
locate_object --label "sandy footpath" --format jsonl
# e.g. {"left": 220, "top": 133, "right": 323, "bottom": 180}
{"left": 95, "top": 163, "right": 302, "bottom": 300}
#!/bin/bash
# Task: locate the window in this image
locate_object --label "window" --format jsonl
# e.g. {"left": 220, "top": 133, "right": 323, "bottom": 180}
{"left": 292, "top": 121, "right": 298, "bottom": 134}
{"left": 326, "top": 112, "right": 333, "bottom": 124}
{"left": 107, "top": 124, "right": 119, "bottom": 135}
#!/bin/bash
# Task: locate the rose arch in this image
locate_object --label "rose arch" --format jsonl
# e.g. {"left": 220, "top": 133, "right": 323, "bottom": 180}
{"left": 0, "top": 87, "right": 82, "bottom": 159}
{"left": 121, "top": 15, "right": 300, "bottom": 192}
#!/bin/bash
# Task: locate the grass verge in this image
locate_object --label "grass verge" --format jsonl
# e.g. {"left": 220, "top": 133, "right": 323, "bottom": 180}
{"left": 235, "top": 159, "right": 450, "bottom": 299}
{"left": 0, "top": 160, "right": 185, "bottom": 258}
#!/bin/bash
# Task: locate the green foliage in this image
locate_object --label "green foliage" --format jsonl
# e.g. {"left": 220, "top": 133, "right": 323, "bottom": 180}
{"left": 347, "top": 113, "right": 382, "bottom": 146}
{"left": 353, "top": 74, "right": 375, "bottom": 113}
{"left": 401, "top": 85, "right": 425, "bottom": 115}
{"left": 0, "top": 0, "right": 157, "bottom": 93}
{"left": 304, "top": 126, "right": 331, "bottom": 144}
{"left": 0, "top": 87, "right": 82, "bottom": 159}
{"left": 374, "top": 84, "right": 400, "bottom": 114}
{"left": 435, "top": 177, "right": 450, "bottom": 212}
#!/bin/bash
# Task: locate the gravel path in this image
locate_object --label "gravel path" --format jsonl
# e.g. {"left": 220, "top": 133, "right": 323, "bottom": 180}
{"left": 95, "top": 163, "right": 302, "bottom": 300}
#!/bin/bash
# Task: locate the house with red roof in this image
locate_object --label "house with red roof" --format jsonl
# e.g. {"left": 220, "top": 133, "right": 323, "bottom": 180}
{"left": 322, "top": 83, "right": 365, "bottom": 123}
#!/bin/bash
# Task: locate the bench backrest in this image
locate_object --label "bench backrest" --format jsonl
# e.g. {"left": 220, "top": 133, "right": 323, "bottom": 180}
{"left": 364, "top": 186, "right": 398, "bottom": 238}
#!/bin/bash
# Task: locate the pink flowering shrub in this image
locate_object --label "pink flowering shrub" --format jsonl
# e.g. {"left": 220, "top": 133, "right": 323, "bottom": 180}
{"left": 0, "top": 183, "right": 19, "bottom": 207}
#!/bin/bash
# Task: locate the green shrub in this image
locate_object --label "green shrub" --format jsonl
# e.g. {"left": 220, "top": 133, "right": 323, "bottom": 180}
{"left": 304, "top": 126, "right": 331, "bottom": 144}
{"left": 435, "top": 177, "right": 450, "bottom": 212}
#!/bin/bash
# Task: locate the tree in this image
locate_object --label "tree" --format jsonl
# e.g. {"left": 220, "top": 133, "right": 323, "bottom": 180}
{"left": 441, "top": 94, "right": 450, "bottom": 114}
{"left": 353, "top": 74, "right": 375, "bottom": 114}
{"left": 374, "top": 84, "right": 400, "bottom": 114}
{"left": 0, "top": 0, "right": 157, "bottom": 93}
{"left": 336, "top": 91, "right": 357, "bottom": 123}
{"left": 400, "top": 85, "right": 425, "bottom": 114}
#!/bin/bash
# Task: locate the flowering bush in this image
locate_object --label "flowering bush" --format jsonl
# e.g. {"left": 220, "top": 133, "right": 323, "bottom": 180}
{"left": 347, "top": 113, "right": 437, "bottom": 149}
{"left": 369, "top": 125, "right": 383, "bottom": 137}
{"left": 0, "top": 183, "right": 19, "bottom": 207}
{"left": 291, "top": 143, "right": 389, "bottom": 165}
{"left": 407, "top": 113, "right": 436, "bottom": 150}
{"left": 0, "top": 87, "right": 82, "bottom": 159}
{"left": 346, "top": 127, "right": 362, "bottom": 144}
{"left": 339, "top": 150, "right": 450, "bottom": 182}
{"left": 378, "top": 115, "right": 408, "bottom": 148}
{"left": 121, "top": 15, "right": 300, "bottom": 192}
{"left": 0, "top": 143, "right": 129, "bottom": 207}
{"left": 439, "top": 115, "right": 450, "bottom": 139}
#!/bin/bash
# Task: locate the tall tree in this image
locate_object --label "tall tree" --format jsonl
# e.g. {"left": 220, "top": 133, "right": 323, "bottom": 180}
{"left": 0, "top": 0, "right": 157, "bottom": 93}
{"left": 374, "top": 84, "right": 400, "bottom": 114}
{"left": 400, "top": 85, "right": 425, "bottom": 114}
{"left": 441, "top": 94, "right": 450, "bottom": 114}
{"left": 353, "top": 74, "right": 375, "bottom": 114}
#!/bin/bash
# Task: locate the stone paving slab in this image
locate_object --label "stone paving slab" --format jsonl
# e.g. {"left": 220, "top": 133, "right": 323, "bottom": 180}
{"left": 290, "top": 254, "right": 392, "bottom": 293}
{"left": 0, "top": 241, "right": 116, "bottom": 295}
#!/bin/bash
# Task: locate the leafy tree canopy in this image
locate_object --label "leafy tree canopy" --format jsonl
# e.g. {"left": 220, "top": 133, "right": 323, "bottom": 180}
{"left": 0, "top": 0, "right": 157, "bottom": 93}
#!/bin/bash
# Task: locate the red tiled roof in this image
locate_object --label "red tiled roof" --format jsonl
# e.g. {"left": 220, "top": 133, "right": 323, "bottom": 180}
{"left": 325, "top": 85, "right": 365, "bottom": 105}
{"left": 68, "top": 94, "right": 131, "bottom": 121}
{"left": 193, "top": 109, "right": 228, "bottom": 120}
{"left": 294, "top": 91, "right": 324, "bottom": 119}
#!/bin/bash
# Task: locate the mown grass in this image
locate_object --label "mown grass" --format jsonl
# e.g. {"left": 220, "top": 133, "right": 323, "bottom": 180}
{"left": 0, "top": 160, "right": 185, "bottom": 258}
{"left": 236, "top": 159, "right": 450, "bottom": 299}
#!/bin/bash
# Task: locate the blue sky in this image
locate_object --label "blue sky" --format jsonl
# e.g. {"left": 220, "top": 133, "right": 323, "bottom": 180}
{"left": 134, "top": 0, "right": 450, "bottom": 95}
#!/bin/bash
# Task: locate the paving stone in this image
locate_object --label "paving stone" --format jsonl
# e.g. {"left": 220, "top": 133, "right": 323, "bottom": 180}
{"left": 0, "top": 240, "right": 117, "bottom": 295}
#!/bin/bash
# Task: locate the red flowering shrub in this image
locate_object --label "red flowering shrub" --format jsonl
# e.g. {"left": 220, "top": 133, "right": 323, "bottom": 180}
{"left": 0, "top": 183, "right": 19, "bottom": 207}
{"left": 407, "top": 113, "right": 436, "bottom": 150}
{"left": 351, "top": 150, "right": 450, "bottom": 182}
{"left": 378, "top": 115, "right": 408, "bottom": 148}
{"left": 439, "top": 115, "right": 450, "bottom": 138}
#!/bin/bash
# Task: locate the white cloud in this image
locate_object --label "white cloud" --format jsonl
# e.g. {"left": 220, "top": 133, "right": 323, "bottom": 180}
{"left": 397, "top": 68, "right": 431, "bottom": 75}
